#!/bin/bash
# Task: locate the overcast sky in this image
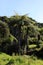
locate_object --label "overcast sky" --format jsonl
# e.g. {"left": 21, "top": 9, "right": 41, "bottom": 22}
{"left": 0, "top": 0, "right": 43, "bottom": 23}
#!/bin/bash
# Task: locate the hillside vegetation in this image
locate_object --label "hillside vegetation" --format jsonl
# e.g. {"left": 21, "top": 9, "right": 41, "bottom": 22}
{"left": 0, "top": 15, "right": 43, "bottom": 55}
{"left": 0, "top": 15, "right": 43, "bottom": 65}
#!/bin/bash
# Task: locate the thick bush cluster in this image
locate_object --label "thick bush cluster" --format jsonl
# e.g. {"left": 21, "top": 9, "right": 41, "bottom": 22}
{"left": 0, "top": 15, "right": 43, "bottom": 55}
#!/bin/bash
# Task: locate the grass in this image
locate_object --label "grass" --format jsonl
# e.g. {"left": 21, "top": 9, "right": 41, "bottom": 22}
{"left": 0, "top": 53, "right": 43, "bottom": 65}
{"left": 0, "top": 53, "right": 11, "bottom": 65}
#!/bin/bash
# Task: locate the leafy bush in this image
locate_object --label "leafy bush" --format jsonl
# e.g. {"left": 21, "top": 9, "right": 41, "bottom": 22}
{"left": 0, "top": 20, "right": 10, "bottom": 43}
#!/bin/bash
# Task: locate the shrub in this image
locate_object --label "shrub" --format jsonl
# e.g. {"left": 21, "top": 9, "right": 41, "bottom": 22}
{"left": 0, "top": 20, "right": 10, "bottom": 43}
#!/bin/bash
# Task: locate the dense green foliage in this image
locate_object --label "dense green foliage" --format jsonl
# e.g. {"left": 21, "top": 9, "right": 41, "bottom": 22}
{"left": 0, "top": 21, "right": 10, "bottom": 43}
{"left": 0, "top": 15, "right": 43, "bottom": 56}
